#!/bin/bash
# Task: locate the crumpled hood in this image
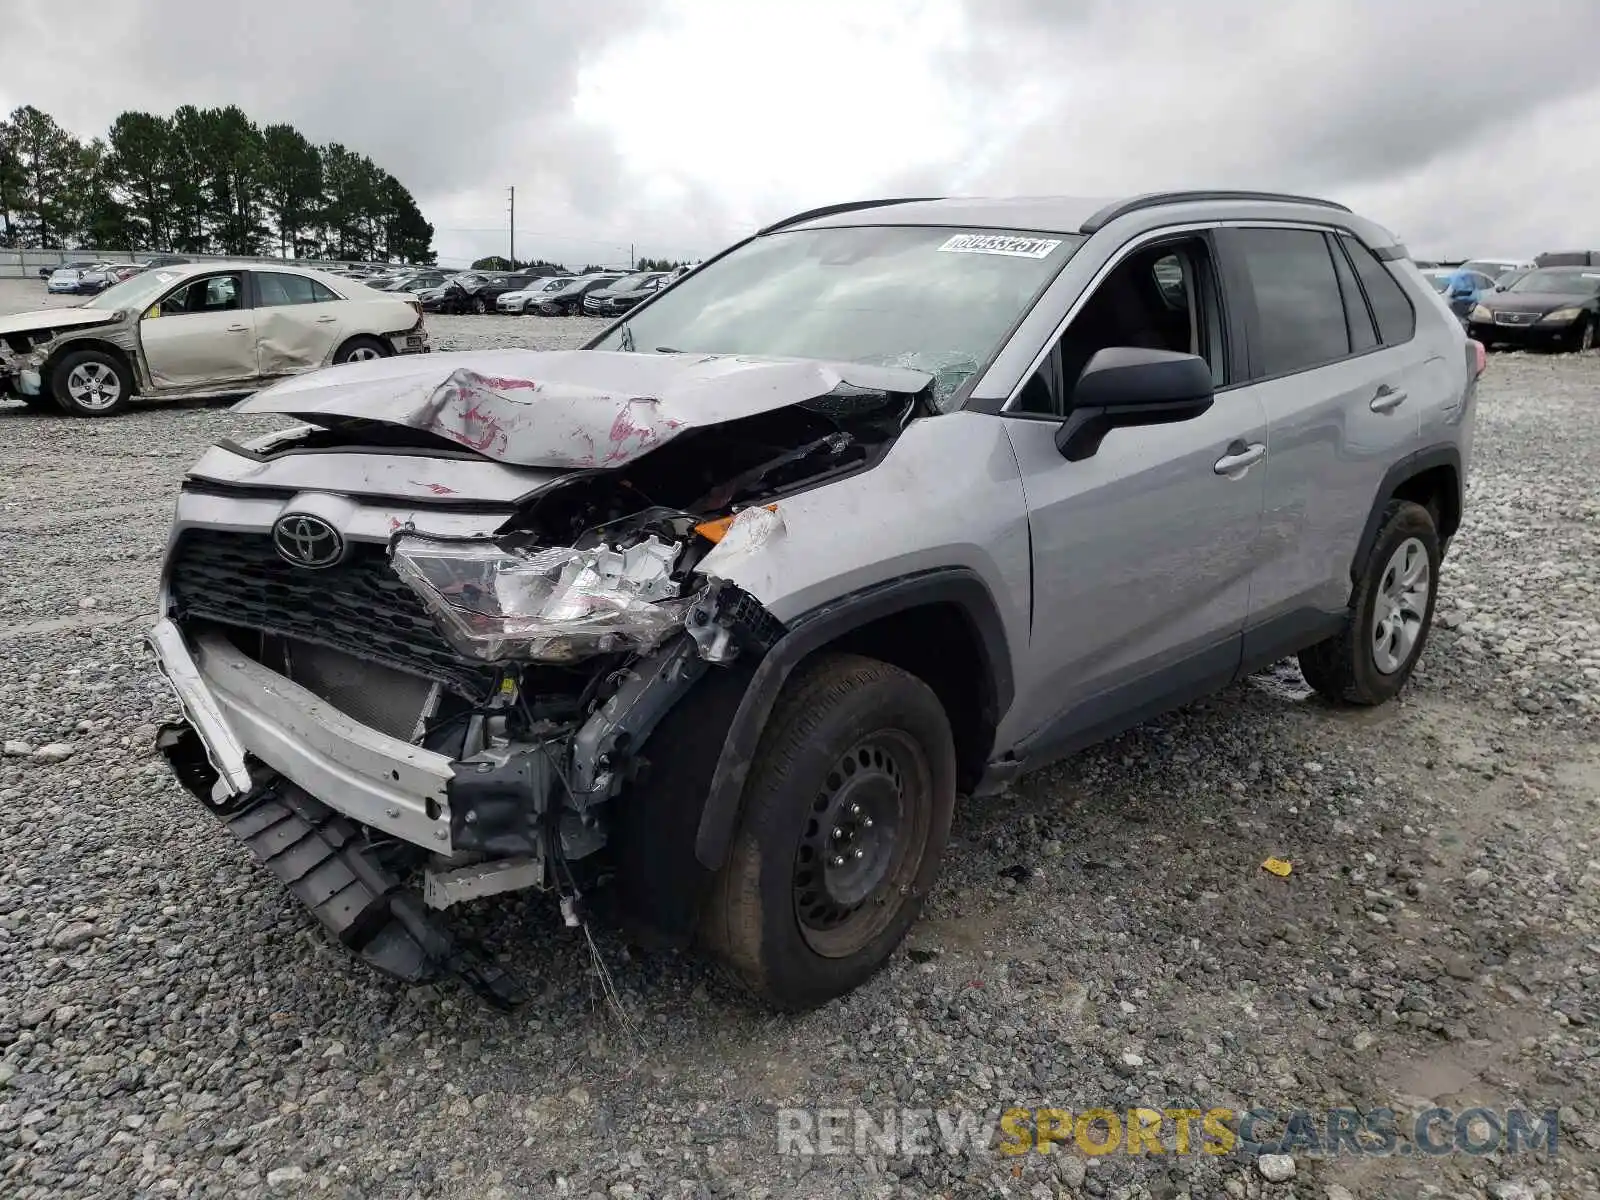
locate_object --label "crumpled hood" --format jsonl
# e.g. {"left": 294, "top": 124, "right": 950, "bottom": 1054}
{"left": 0, "top": 307, "right": 123, "bottom": 337}
{"left": 233, "top": 348, "right": 933, "bottom": 469}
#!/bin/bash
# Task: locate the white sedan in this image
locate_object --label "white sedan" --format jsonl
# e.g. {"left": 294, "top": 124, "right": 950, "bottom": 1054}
{"left": 0, "top": 262, "right": 430, "bottom": 416}
{"left": 496, "top": 276, "right": 575, "bottom": 313}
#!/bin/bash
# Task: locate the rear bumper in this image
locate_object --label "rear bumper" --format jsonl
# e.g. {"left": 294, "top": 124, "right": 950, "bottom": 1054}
{"left": 147, "top": 618, "right": 455, "bottom": 851}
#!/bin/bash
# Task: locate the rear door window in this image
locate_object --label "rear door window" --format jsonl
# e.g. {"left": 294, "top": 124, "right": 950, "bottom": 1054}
{"left": 1234, "top": 228, "right": 1350, "bottom": 378}
{"left": 256, "top": 272, "right": 340, "bottom": 307}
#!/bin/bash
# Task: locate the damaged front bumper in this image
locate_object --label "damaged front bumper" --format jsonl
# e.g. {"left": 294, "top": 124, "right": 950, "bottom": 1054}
{"left": 147, "top": 561, "right": 784, "bottom": 1001}
{"left": 150, "top": 618, "right": 453, "bottom": 848}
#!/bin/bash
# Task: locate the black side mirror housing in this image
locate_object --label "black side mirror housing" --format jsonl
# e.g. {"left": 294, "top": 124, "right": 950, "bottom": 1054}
{"left": 1055, "top": 347, "right": 1216, "bottom": 461}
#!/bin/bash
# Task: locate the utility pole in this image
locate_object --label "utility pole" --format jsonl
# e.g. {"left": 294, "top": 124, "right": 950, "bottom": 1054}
{"left": 507, "top": 186, "right": 516, "bottom": 268}
{"left": 630, "top": 243, "right": 634, "bottom": 270}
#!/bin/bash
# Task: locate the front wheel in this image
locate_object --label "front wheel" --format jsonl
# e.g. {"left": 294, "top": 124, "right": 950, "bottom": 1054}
{"left": 471, "top": 296, "right": 489, "bottom": 315}
{"left": 51, "top": 349, "right": 134, "bottom": 417}
{"left": 1575, "top": 315, "right": 1596, "bottom": 352}
{"left": 1299, "top": 500, "right": 1441, "bottom": 705}
{"left": 700, "top": 654, "right": 956, "bottom": 1010}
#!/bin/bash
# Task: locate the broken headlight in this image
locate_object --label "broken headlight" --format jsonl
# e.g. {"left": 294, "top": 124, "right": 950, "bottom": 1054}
{"left": 390, "top": 532, "right": 691, "bottom": 663}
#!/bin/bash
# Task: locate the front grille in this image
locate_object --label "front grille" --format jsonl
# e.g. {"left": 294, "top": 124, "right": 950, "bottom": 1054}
{"left": 169, "top": 529, "right": 497, "bottom": 701}
{"left": 1494, "top": 311, "right": 1537, "bottom": 325}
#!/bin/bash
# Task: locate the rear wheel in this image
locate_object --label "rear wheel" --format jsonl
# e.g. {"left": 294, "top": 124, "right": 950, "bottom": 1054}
{"left": 1299, "top": 500, "right": 1440, "bottom": 706}
{"left": 700, "top": 654, "right": 955, "bottom": 1010}
{"left": 333, "top": 336, "right": 388, "bottom": 365}
{"left": 51, "top": 349, "right": 133, "bottom": 417}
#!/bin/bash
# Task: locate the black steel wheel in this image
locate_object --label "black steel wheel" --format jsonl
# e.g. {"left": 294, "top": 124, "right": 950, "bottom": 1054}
{"left": 792, "top": 731, "right": 930, "bottom": 958}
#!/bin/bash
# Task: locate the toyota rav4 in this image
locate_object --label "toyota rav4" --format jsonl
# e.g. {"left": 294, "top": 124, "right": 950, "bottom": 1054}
{"left": 150, "top": 191, "right": 1482, "bottom": 1010}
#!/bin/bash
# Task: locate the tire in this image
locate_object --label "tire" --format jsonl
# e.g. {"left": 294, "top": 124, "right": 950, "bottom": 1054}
{"left": 50, "top": 348, "right": 133, "bottom": 417}
{"left": 1299, "top": 500, "right": 1441, "bottom": 706}
{"left": 472, "top": 296, "right": 489, "bottom": 315}
{"left": 1575, "top": 315, "right": 1596, "bottom": 352}
{"left": 333, "top": 336, "right": 389, "bottom": 365}
{"left": 700, "top": 653, "right": 956, "bottom": 1010}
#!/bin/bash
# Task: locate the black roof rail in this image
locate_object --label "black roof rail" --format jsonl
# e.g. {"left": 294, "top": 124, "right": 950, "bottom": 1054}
{"left": 758, "top": 196, "right": 943, "bottom": 236}
{"left": 1081, "top": 190, "right": 1352, "bottom": 234}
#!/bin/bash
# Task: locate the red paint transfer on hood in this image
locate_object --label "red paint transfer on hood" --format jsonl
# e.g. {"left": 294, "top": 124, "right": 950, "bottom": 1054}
{"left": 232, "top": 348, "right": 931, "bottom": 469}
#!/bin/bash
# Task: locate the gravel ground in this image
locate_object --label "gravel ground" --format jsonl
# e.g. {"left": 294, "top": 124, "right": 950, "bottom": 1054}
{"left": 1, "top": 274, "right": 1598, "bottom": 1200}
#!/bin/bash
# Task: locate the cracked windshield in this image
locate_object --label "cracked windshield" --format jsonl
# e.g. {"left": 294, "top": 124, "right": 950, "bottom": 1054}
{"left": 594, "top": 224, "right": 1083, "bottom": 406}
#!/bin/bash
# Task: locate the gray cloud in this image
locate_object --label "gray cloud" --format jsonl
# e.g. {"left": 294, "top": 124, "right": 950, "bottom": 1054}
{"left": 943, "top": 0, "right": 1600, "bottom": 253}
{"left": 4, "top": 0, "right": 1599, "bottom": 262}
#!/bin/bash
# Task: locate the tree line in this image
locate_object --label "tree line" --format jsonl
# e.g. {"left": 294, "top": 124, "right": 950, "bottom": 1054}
{"left": 0, "top": 105, "right": 436, "bottom": 264}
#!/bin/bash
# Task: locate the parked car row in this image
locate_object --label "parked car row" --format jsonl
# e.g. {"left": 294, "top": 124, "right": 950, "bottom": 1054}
{"left": 1414, "top": 254, "right": 1598, "bottom": 351}
{"left": 417, "top": 268, "right": 668, "bottom": 316}
{"left": 42, "top": 257, "right": 184, "bottom": 295}
{"left": 488, "top": 266, "right": 691, "bottom": 317}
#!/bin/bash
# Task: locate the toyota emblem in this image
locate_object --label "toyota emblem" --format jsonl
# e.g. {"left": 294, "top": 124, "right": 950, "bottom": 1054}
{"left": 271, "top": 514, "right": 345, "bottom": 568}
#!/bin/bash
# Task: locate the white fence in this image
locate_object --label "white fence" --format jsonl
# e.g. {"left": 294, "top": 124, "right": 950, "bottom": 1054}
{"left": 0, "top": 247, "right": 408, "bottom": 279}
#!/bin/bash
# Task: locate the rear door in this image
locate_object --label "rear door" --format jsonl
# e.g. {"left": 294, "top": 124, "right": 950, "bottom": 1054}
{"left": 1217, "top": 226, "right": 1436, "bottom": 658}
{"left": 138, "top": 271, "right": 258, "bottom": 389}
{"left": 251, "top": 271, "right": 346, "bottom": 376}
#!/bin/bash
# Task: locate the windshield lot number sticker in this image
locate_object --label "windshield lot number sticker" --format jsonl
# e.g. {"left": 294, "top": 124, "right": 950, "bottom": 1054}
{"left": 937, "top": 233, "right": 1062, "bottom": 259}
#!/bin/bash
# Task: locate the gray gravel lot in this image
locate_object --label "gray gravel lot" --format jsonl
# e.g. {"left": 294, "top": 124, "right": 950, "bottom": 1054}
{"left": 1, "top": 274, "right": 1598, "bottom": 1199}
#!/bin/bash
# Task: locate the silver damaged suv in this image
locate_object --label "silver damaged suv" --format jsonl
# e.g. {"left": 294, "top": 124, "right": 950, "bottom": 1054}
{"left": 151, "top": 191, "right": 1482, "bottom": 1009}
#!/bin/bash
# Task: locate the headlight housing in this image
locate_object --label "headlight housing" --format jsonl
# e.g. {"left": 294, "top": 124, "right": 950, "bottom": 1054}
{"left": 390, "top": 532, "right": 690, "bottom": 663}
{"left": 1540, "top": 307, "right": 1582, "bottom": 324}
{"left": 1469, "top": 304, "right": 1493, "bottom": 323}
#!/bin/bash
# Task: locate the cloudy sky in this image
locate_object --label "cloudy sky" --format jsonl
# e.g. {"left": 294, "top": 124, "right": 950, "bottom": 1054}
{"left": 5, "top": 0, "right": 1600, "bottom": 266}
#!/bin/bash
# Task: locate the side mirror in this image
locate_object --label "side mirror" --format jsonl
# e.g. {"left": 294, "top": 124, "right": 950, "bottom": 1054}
{"left": 1055, "top": 347, "right": 1215, "bottom": 461}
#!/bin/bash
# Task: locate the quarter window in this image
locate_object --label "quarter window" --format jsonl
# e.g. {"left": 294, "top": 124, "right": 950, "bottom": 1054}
{"left": 1340, "top": 233, "right": 1416, "bottom": 345}
{"left": 257, "top": 272, "right": 340, "bottom": 307}
{"left": 1234, "top": 228, "right": 1349, "bottom": 378}
{"left": 1328, "top": 234, "right": 1378, "bottom": 353}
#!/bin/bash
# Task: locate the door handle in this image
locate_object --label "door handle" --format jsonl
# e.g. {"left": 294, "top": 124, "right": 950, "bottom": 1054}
{"left": 1370, "top": 385, "right": 1407, "bottom": 413}
{"left": 225, "top": 324, "right": 249, "bottom": 333}
{"left": 1214, "top": 442, "right": 1266, "bottom": 475}
{"left": 315, "top": 316, "right": 337, "bottom": 324}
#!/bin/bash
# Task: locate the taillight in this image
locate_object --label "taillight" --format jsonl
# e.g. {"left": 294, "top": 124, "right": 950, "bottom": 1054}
{"left": 408, "top": 300, "right": 424, "bottom": 325}
{"left": 1470, "top": 339, "right": 1486, "bottom": 376}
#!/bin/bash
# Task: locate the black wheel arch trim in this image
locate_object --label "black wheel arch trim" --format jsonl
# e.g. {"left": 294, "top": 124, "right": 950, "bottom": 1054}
{"left": 692, "top": 567, "right": 1013, "bottom": 870}
{"left": 1351, "top": 443, "right": 1462, "bottom": 583}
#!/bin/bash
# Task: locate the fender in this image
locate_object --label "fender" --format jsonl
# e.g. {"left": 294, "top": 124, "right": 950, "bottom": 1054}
{"left": 1350, "top": 443, "right": 1463, "bottom": 581}
{"left": 692, "top": 567, "right": 1014, "bottom": 870}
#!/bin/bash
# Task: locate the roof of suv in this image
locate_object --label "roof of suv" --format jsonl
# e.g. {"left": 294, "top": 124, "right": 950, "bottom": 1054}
{"left": 770, "top": 191, "right": 1402, "bottom": 253}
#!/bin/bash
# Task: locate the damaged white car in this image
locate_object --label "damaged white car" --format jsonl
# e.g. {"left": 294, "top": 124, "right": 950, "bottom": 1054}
{"left": 1, "top": 262, "right": 429, "bottom": 416}
{"left": 150, "top": 193, "right": 1476, "bottom": 1009}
